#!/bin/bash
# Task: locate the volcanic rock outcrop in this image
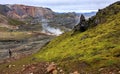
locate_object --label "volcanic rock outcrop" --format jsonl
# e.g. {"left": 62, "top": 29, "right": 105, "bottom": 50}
{"left": 74, "top": 14, "right": 88, "bottom": 32}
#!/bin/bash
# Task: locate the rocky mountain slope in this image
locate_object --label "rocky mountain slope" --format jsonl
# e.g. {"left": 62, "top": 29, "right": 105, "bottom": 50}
{"left": 0, "top": 14, "right": 23, "bottom": 31}
{"left": 0, "top": 4, "right": 95, "bottom": 34}
{"left": 0, "top": 4, "right": 54, "bottom": 19}
{"left": 0, "top": 4, "right": 79, "bottom": 32}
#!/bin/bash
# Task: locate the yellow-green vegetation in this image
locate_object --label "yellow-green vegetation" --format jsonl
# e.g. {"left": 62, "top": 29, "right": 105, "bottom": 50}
{"left": 34, "top": 11, "right": 120, "bottom": 72}
{"left": 0, "top": 31, "right": 33, "bottom": 40}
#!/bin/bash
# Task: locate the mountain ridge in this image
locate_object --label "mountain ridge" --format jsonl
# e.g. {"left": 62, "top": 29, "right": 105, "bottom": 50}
{"left": 0, "top": 4, "right": 80, "bottom": 33}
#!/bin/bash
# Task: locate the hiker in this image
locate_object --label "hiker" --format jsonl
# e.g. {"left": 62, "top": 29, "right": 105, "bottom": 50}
{"left": 8, "top": 49, "right": 12, "bottom": 58}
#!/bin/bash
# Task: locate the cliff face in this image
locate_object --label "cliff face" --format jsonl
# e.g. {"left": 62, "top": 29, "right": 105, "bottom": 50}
{"left": 6, "top": 4, "right": 54, "bottom": 19}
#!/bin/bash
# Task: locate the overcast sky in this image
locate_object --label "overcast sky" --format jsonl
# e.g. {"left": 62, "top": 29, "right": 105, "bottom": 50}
{"left": 0, "top": 0, "right": 119, "bottom": 13}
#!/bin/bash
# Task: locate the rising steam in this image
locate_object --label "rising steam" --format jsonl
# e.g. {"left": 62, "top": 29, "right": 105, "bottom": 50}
{"left": 42, "top": 22, "right": 63, "bottom": 36}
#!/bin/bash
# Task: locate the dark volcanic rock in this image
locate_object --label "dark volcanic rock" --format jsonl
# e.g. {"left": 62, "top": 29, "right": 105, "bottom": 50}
{"left": 73, "top": 14, "right": 88, "bottom": 32}
{"left": 88, "top": 1, "right": 120, "bottom": 27}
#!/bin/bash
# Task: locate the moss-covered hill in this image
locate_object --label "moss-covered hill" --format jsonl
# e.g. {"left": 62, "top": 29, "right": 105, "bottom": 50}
{"left": 34, "top": 1, "right": 120, "bottom": 73}
{"left": 0, "top": 1, "right": 120, "bottom": 74}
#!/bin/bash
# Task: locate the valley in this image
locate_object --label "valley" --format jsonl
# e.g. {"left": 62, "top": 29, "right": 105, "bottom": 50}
{"left": 0, "top": 4, "right": 80, "bottom": 61}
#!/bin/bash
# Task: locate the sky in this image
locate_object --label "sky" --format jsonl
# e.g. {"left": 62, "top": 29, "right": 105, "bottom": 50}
{"left": 0, "top": 0, "right": 119, "bottom": 13}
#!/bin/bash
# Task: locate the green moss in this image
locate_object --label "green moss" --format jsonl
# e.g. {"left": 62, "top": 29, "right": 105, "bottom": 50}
{"left": 33, "top": 12, "right": 120, "bottom": 72}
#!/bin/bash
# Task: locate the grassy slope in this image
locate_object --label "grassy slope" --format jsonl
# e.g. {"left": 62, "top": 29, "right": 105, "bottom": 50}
{"left": 34, "top": 12, "right": 120, "bottom": 72}
{"left": 34, "top": 2, "right": 120, "bottom": 70}
{"left": 36, "top": 12, "right": 120, "bottom": 60}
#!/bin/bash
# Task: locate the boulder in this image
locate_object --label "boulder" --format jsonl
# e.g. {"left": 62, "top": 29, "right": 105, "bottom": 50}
{"left": 46, "top": 62, "right": 57, "bottom": 73}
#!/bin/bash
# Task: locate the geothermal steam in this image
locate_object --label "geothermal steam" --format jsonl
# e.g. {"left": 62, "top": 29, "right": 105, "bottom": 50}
{"left": 42, "top": 22, "right": 63, "bottom": 36}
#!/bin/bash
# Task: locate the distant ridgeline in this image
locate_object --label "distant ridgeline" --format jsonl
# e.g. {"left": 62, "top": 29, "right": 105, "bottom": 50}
{"left": 0, "top": 4, "right": 97, "bottom": 33}
{"left": 0, "top": 4, "right": 79, "bottom": 31}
